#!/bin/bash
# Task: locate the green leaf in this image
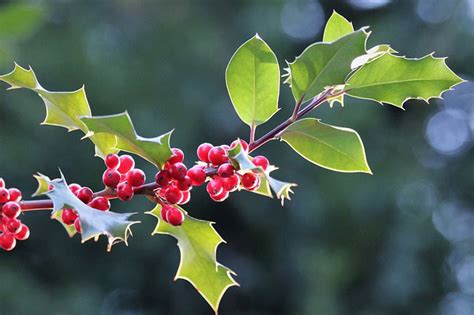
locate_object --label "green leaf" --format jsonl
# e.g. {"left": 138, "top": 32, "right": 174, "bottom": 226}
{"left": 225, "top": 34, "right": 280, "bottom": 128}
{"left": 40, "top": 172, "right": 139, "bottom": 251}
{"left": 347, "top": 53, "right": 464, "bottom": 108}
{"left": 0, "top": 3, "right": 45, "bottom": 40}
{"left": 351, "top": 45, "right": 396, "bottom": 69}
{"left": 323, "top": 11, "right": 354, "bottom": 43}
{"left": 81, "top": 112, "right": 172, "bottom": 169}
{"left": 280, "top": 118, "right": 372, "bottom": 174}
{"left": 0, "top": 64, "right": 118, "bottom": 157}
{"left": 287, "top": 29, "right": 368, "bottom": 102}
{"left": 227, "top": 142, "right": 296, "bottom": 203}
{"left": 148, "top": 205, "right": 238, "bottom": 313}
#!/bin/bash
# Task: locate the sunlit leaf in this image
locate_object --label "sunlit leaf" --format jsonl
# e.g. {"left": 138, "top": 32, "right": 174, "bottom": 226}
{"left": 323, "top": 10, "right": 354, "bottom": 43}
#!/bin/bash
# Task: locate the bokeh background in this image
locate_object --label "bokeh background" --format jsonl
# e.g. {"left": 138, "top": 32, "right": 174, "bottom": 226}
{"left": 0, "top": 0, "right": 472, "bottom": 314}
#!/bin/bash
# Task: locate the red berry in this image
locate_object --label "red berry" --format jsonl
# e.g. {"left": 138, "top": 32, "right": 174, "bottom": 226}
{"left": 165, "top": 186, "right": 183, "bottom": 204}
{"left": 2, "top": 202, "right": 21, "bottom": 219}
{"left": 252, "top": 155, "right": 269, "bottom": 171}
{"left": 0, "top": 178, "right": 4, "bottom": 188}
{"left": 127, "top": 169, "right": 146, "bottom": 187}
{"left": 208, "top": 146, "right": 228, "bottom": 165}
{"left": 168, "top": 148, "right": 184, "bottom": 164}
{"left": 161, "top": 205, "right": 172, "bottom": 223}
{"left": 74, "top": 218, "right": 82, "bottom": 233}
{"left": 241, "top": 172, "right": 260, "bottom": 190}
{"left": 170, "top": 162, "right": 187, "bottom": 181}
{"left": 210, "top": 189, "right": 229, "bottom": 202}
{"left": 15, "top": 224, "right": 29, "bottom": 240}
{"left": 197, "top": 143, "right": 213, "bottom": 163}
{"left": 179, "top": 191, "right": 191, "bottom": 205}
{"left": 206, "top": 178, "right": 223, "bottom": 196}
{"left": 61, "top": 208, "right": 78, "bottom": 225}
{"left": 230, "top": 139, "right": 249, "bottom": 152}
{"left": 177, "top": 176, "right": 192, "bottom": 191}
{"left": 218, "top": 163, "right": 235, "bottom": 178}
{"left": 222, "top": 174, "right": 240, "bottom": 192}
{"left": 68, "top": 183, "right": 81, "bottom": 194}
{"left": 89, "top": 197, "right": 110, "bottom": 211}
{"left": 117, "top": 155, "right": 135, "bottom": 174}
{"left": 166, "top": 207, "right": 184, "bottom": 226}
{"left": 187, "top": 166, "right": 206, "bottom": 186}
{"left": 155, "top": 170, "right": 171, "bottom": 187}
{"left": 117, "top": 182, "right": 134, "bottom": 201}
{"left": 5, "top": 218, "right": 22, "bottom": 234}
{"left": 77, "top": 187, "right": 93, "bottom": 204}
{"left": 7, "top": 188, "right": 22, "bottom": 202}
{"left": 105, "top": 153, "right": 120, "bottom": 169}
{"left": 0, "top": 188, "right": 10, "bottom": 203}
{"left": 0, "top": 233, "right": 16, "bottom": 251}
{"left": 102, "top": 169, "right": 121, "bottom": 188}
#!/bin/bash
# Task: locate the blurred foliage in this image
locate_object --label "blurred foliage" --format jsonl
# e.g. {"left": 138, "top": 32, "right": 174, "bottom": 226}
{"left": 0, "top": 0, "right": 472, "bottom": 314}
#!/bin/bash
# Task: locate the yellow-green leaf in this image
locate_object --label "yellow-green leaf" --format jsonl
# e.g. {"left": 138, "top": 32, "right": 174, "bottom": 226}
{"left": 323, "top": 11, "right": 354, "bottom": 43}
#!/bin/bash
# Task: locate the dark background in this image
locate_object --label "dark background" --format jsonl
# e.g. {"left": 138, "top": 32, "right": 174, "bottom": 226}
{"left": 0, "top": 0, "right": 473, "bottom": 314}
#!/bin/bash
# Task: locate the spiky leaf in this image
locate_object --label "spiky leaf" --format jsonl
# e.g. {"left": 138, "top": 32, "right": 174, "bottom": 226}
{"left": 225, "top": 34, "right": 280, "bottom": 128}
{"left": 40, "top": 172, "right": 139, "bottom": 251}
{"left": 347, "top": 54, "right": 464, "bottom": 108}
{"left": 0, "top": 64, "right": 117, "bottom": 157}
{"left": 323, "top": 11, "right": 354, "bottom": 42}
{"left": 280, "top": 118, "right": 372, "bottom": 174}
{"left": 148, "top": 205, "right": 238, "bottom": 313}
{"left": 287, "top": 29, "right": 367, "bottom": 102}
{"left": 81, "top": 112, "right": 172, "bottom": 169}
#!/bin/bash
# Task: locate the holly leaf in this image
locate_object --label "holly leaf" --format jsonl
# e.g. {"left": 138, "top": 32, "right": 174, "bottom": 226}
{"left": 40, "top": 172, "right": 139, "bottom": 251}
{"left": 286, "top": 29, "right": 368, "bottom": 102}
{"left": 225, "top": 34, "right": 280, "bottom": 128}
{"left": 0, "top": 63, "right": 118, "bottom": 157}
{"left": 351, "top": 44, "right": 396, "bottom": 70}
{"left": 148, "top": 205, "right": 238, "bottom": 313}
{"left": 280, "top": 118, "right": 372, "bottom": 174}
{"left": 227, "top": 142, "right": 296, "bottom": 203}
{"left": 323, "top": 11, "right": 354, "bottom": 43}
{"left": 81, "top": 112, "right": 172, "bottom": 169}
{"left": 346, "top": 53, "right": 465, "bottom": 108}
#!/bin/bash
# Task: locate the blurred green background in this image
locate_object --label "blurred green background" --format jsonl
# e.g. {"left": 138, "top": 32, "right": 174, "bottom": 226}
{"left": 0, "top": 0, "right": 472, "bottom": 314}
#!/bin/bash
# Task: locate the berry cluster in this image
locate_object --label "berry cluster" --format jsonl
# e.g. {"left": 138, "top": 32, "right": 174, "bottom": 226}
{"left": 0, "top": 178, "right": 29, "bottom": 251}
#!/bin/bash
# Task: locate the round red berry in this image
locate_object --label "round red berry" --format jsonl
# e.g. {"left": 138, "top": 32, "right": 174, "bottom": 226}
{"left": 187, "top": 166, "right": 206, "bottom": 186}
{"left": 127, "top": 169, "right": 146, "bottom": 187}
{"left": 170, "top": 162, "right": 187, "bottom": 181}
{"left": 179, "top": 191, "right": 191, "bottom": 205}
{"left": 0, "top": 233, "right": 16, "bottom": 251}
{"left": 208, "top": 146, "right": 228, "bottom": 165}
{"left": 161, "top": 205, "right": 173, "bottom": 223}
{"left": 197, "top": 143, "right": 213, "bottom": 163}
{"left": 5, "top": 218, "right": 22, "bottom": 234}
{"left": 241, "top": 172, "right": 260, "bottom": 190}
{"left": 0, "top": 188, "right": 10, "bottom": 203}
{"left": 7, "top": 188, "right": 22, "bottom": 202}
{"left": 210, "top": 189, "right": 229, "bottom": 202}
{"left": 177, "top": 176, "right": 192, "bottom": 191}
{"left": 168, "top": 148, "right": 184, "bottom": 164}
{"left": 206, "top": 178, "right": 223, "bottom": 196}
{"left": 77, "top": 187, "right": 94, "bottom": 204}
{"left": 68, "top": 183, "right": 81, "bottom": 194}
{"left": 165, "top": 186, "right": 183, "bottom": 204}
{"left": 252, "top": 155, "right": 269, "bottom": 171}
{"left": 230, "top": 139, "right": 249, "bottom": 152}
{"left": 74, "top": 218, "right": 82, "bottom": 233}
{"left": 2, "top": 202, "right": 21, "bottom": 219}
{"left": 166, "top": 207, "right": 184, "bottom": 226}
{"left": 62, "top": 208, "right": 78, "bottom": 225}
{"left": 105, "top": 153, "right": 120, "bottom": 169}
{"left": 117, "top": 155, "right": 135, "bottom": 174}
{"left": 218, "top": 163, "right": 235, "bottom": 178}
{"left": 89, "top": 197, "right": 110, "bottom": 211}
{"left": 117, "top": 182, "right": 134, "bottom": 201}
{"left": 102, "top": 169, "right": 121, "bottom": 188}
{"left": 222, "top": 174, "right": 240, "bottom": 192}
{"left": 155, "top": 170, "right": 171, "bottom": 187}
{"left": 15, "top": 224, "right": 30, "bottom": 240}
{"left": 0, "top": 178, "right": 4, "bottom": 188}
